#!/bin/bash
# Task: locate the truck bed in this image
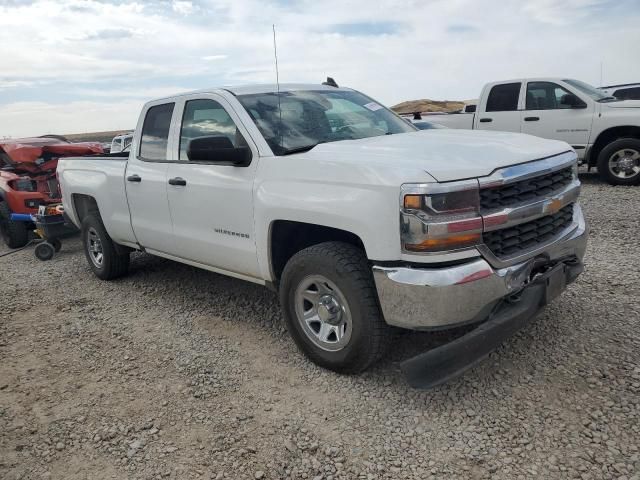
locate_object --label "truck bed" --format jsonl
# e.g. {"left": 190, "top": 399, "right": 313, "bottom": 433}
{"left": 423, "top": 112, "right": 474, "bottom": 129}
{"left": 56, "top": 155, "right": 136, "bottom": 247}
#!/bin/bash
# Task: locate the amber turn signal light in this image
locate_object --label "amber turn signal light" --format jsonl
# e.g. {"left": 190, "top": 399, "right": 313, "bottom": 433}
{"left": 404, "top": 233, "right": 481, "bottom": 252}
{"left": 403, "top": 195, "right": 423, "bottom": 209}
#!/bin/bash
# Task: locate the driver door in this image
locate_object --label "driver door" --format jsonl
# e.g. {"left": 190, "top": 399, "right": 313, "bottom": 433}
{"left": 166, "top": 94, "right": 261, "bottom": 278}
{"left": 521, "top": 81, "right": 593, "bottom": 153}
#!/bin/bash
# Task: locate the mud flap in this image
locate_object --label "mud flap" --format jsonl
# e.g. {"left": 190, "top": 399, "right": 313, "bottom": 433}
{"left": 401, "top": 260, "right": 582, "bottom": 389}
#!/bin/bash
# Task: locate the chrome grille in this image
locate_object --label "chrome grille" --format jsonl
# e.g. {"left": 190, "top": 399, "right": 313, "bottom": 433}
{"left": 483, "top": 204, "right": 574, "bottom": 258}
{"left": 480, "top": 166, "right": 573, "bottom": 211}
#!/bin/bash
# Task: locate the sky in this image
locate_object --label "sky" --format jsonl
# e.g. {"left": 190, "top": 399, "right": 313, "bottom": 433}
{"left": 1, "top": 0, "right": 639, "bottom": 137}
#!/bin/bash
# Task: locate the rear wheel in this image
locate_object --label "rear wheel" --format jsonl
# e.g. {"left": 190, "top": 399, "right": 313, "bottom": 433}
{"left": 597, "top": 138, "right": 640, "bottom": 185}
{"left": 279, "top": 241, "right": 390, "bottom": 374}
{"left": 81, "top": 213, "right": 129, "bottom": 280}
{"left": 0, "top": 202, "right": 29, "bottom": 248}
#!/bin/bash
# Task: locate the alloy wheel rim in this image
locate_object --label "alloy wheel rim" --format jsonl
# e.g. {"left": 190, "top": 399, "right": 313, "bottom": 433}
{"left": 608, "top": 148, "right": 640, "bottom": 179}
{"left": 87, "top": 227, "right": 104, "bottom": 268}
{"left": 294, "top": 275, "right": 352, "bottom": 352}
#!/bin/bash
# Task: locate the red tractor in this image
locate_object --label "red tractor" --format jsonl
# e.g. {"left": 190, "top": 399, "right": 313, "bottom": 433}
{"left": 0, "top": 136, "right": 103, "bottom": 248}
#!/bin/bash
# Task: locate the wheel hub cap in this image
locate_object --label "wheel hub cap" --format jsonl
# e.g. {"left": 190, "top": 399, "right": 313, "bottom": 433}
{"left": 619, "top": 156, "right": 634, "bottom": 171}
{"left": 318, "top": 295, "right": 342, "bottom": 325}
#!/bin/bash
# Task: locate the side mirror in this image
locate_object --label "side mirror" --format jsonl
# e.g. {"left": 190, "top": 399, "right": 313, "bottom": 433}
{"left": 187, "top": 136, "right": 252, "bottom": 165}
{"left": 560, "top": 93, "right": 587, "bottom": 109}
{"left": 464, "top": 104, "right": 477, "bottom": 113}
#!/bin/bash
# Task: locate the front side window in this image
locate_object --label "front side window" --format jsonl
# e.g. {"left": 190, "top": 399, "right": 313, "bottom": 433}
{"left": 237, "top": 89, "right": 415, "bottom": 155}
{"left": 526, "top": 81, "right": 574, "bottom": 110}
{"left": 139, "top": 103, "right": 175, "bottom": 160}
{"left": 613, "top": 87, "right": 640, "bottom": 100}
{"left": 486, "top": 83, "right": 521, "bottom": 112}
{"left": 179, "top": 99, "right": 248, "bottom": 161}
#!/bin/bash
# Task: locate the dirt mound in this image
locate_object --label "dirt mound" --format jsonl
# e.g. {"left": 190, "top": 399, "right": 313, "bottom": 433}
{"left": 392, "top": 99, "right": 466, "bottom": 114}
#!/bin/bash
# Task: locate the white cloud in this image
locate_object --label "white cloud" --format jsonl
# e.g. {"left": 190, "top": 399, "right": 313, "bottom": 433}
{"left": 0, "top": 80, "right": 36, "bottom": 90}
{"left": 202, "top": 55, "right": 228, "bottom": 61}
{"left": 73, "top": 86, "right": 194, "bottom": 99}
{"left": 0, "top": 0, "right": 638, "bottom": 136}
{"left": 172, "top": 1, "right": 195, "bottom": 15}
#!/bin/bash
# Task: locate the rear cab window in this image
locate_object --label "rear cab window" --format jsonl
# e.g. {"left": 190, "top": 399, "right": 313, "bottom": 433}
{"left": 486, "top": 83, "right": 521, "bottom": 112}
{"left": 139, "top": 103, "right": 175, "bottom": 160}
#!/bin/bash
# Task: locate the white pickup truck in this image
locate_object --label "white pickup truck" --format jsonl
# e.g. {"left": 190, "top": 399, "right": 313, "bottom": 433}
{"left": 58, "top": 83, "right": 588, "bottom": 388}
{"left": 425, "top": 78, "right": 640, "bottom": 185}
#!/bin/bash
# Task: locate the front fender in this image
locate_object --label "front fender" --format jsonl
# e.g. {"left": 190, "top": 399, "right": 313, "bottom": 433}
{"left": 254, "top": 179, "right": 401, "bottom": 281}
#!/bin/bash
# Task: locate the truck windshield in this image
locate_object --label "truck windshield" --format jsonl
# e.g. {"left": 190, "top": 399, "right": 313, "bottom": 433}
{"left": 237, "top": 89, "right": 416, "bottom": 155}
{"left": 563, "top": 79, "right": 611, "bottom": 101}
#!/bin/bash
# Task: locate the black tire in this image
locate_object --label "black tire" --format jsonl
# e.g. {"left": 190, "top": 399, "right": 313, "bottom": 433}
{"left": 34, "top": 242, "right": 55, "bottom": 261}
{"left": 279, "top": 241, "right": 390, "bottom": 374}
{"left": 81, "top": 213, "right": 129, "bottom": 280}
{"left": 0, "top": 201, "right": 29, "bottom": 248}
{"left": 596, "top": 138, "right": 640, "bottom": 186}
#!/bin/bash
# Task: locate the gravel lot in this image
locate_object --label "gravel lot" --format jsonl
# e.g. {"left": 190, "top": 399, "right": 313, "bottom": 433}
{"left": 1, "top": 171, "right": 639, "bottom": 480}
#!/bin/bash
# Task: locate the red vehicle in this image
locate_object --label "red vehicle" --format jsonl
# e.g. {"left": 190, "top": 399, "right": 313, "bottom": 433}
{"left": 0, "top": 136, "right": 103, "bottom": 248}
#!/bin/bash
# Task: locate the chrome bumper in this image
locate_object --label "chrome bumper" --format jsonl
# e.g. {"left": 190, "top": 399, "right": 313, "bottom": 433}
{"left": 373, "top": 204, "right": 588, "bottom": 330}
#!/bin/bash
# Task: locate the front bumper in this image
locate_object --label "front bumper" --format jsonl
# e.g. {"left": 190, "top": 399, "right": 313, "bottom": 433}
{"left": 372, "top": 203, "right": 588, "bottom": 330}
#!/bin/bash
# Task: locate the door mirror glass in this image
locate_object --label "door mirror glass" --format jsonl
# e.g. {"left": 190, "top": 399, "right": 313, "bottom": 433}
{"left": 464, "top": 104, "right": 476, "bottom": 113}
{"left": 560, "top": 93, "right": 587, "bottom": 108}
{"left": 187, "top": 136, "right": 251, "bottom": 165}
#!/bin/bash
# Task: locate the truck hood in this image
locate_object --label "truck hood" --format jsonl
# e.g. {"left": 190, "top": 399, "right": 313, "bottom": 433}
{"left": 302, "top": 130, "right": 571, "bottom": 182}
{"left": 0, "top": 138, "right": 103, "bottom": 175}
{"left": 603, "top": 99, "right": 640, "bottom": 109}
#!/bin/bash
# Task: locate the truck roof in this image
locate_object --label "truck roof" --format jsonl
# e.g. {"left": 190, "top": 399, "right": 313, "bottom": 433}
{"left": 150, "top": 83, "right": 354, "bottom": 102}
{"left": 484, "top": 77, "right": 571, "bottom": 85}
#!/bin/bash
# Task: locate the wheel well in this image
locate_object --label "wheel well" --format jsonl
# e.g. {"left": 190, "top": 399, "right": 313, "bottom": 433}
{"left": 270, "top": 220, "right": 365, "bottom": 281}
{"left": 72, "top": 194, "right": 100, "bottom": 222}
{"left": 589, "top": 126, "right": 640, "bottom": 166}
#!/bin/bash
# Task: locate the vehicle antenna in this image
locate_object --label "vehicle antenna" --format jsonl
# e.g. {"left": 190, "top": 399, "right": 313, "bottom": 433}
{"left": 273, "top": 24, "right": 283, "bottom": 149}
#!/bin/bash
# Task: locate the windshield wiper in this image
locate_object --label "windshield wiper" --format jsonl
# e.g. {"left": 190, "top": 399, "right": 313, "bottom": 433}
{"left": 280, "top": 141, "right": 325, "bottom": 155}
{"left": 597, "top": 96, "right": 618, "bottom": 102}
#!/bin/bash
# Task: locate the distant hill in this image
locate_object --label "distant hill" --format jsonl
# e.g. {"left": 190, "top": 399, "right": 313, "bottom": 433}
{"left": 391, "top": 99, "right": 466, "bottom": 115}
{"left": 64, "top": 130, "right": 133, "bottom": 143}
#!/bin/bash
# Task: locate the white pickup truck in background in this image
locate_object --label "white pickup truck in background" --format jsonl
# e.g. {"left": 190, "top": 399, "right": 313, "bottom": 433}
{"left": 57, "top": 82, "right": 587, "bottom": 388}
{"left": 424, "top": 78, "right": 640, "bottom": 185}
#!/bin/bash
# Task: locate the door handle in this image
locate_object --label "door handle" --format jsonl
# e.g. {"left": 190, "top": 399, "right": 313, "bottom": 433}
{"left": 479, "top": 118, "right": 493, "bottom": 123}
{"left": 127, "top": 174, "right": 142, "bottom": 182}
{"left": 168, "top": 177, "right": 187, "bottom": 186}
{"left": 524, "top": 116, "right": 540, "bottom": 122}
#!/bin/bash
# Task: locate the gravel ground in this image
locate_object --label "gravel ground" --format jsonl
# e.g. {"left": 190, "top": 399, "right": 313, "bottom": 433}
{"left": 1, "top": 171, "right": 639, "bottom": 480}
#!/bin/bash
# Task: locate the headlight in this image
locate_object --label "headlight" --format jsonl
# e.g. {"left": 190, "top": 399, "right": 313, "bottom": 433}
{"left": 10, "top": 178, "right": 37, "bottom": 192}
{"left": 401, "top": 180, "right": 482, "bottom": 253}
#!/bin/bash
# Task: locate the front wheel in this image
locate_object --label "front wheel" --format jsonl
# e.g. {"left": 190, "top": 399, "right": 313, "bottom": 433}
{"left": 597, "top": 138, "right": 640, "bottom": 185}
{"left": 279, "top": 241, "right": 390, "bottom": 374}
{"left": 81, "top": 213, "right": 130, "bottom": 280}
